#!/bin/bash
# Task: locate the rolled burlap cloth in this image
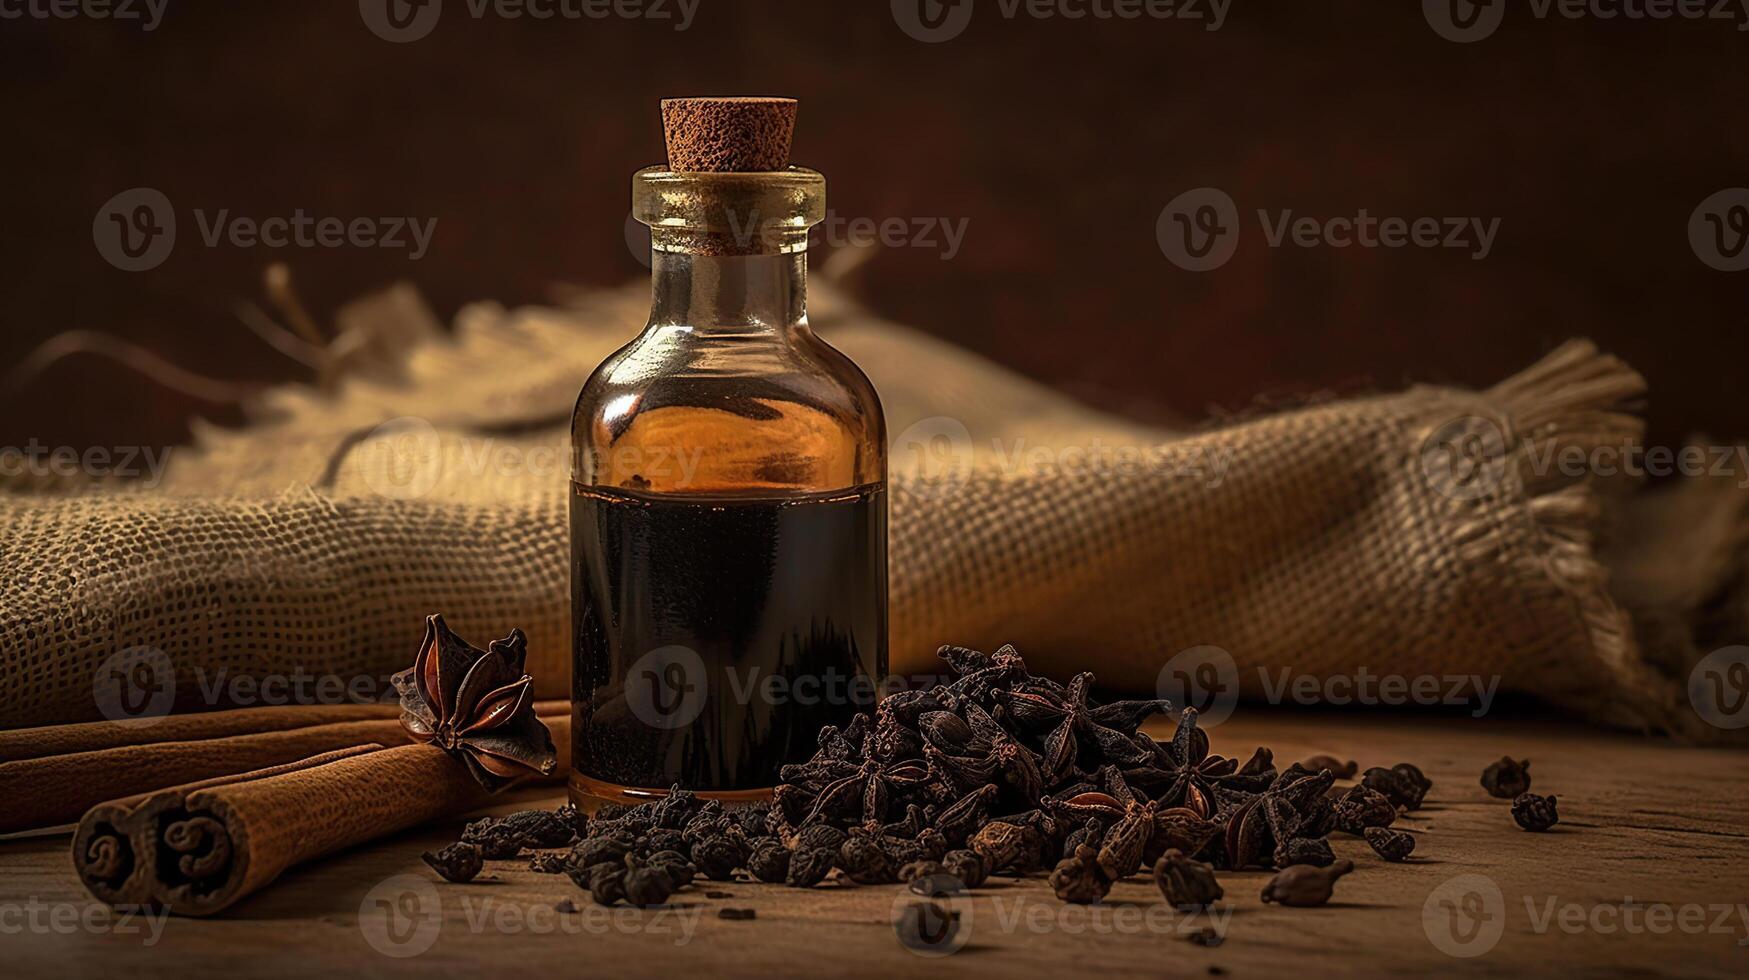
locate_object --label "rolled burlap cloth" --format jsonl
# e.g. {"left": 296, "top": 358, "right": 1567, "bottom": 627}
{"left": 0, "top": 701, "right": 567, "bottom": 834}
{"left": 74, "top": 716, "right": 572, "bottom": 916}
{"left": 1, "top": 280, "right": 1740, "bottom": 734}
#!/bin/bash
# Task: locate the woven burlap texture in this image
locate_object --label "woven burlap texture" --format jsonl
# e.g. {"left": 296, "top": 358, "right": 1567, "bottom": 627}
{"left": 0, "top": 280, "right": 1688, "bottom": 732}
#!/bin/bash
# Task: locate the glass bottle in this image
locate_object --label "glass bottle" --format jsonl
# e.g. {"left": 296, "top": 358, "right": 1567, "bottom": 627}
{"left": 568, "top": 165, "right": 888, "bottom": 806}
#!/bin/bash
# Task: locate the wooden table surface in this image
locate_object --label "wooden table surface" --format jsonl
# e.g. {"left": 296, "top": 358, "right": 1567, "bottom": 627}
{"left": 4, "top": 712, "right": 1745, "bottom": 979}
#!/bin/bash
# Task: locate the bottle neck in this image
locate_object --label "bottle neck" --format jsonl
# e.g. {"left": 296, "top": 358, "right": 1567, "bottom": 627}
{"left": 648, "top": 249, "right": 808, "bottom": 333}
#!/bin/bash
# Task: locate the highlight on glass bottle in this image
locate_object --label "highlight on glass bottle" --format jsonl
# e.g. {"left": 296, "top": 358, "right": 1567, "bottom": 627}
{"left": 569, "top": 130, "right": 889, "bottom": 807}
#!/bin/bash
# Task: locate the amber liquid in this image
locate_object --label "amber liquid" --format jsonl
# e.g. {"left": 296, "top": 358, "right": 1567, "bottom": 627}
{"left": 569, "top": 482, "right": 887, "bottom": 799}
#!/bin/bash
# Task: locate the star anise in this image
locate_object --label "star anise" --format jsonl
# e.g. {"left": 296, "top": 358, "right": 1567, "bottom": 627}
{"left": 876, "top": 687, "right": 958, "bottom": 729}
{"left": 931, "top": 702, "right": 1048, "bottom": 804}
{"left": 1049, "top": 767, "right": 1219, "bottom": 879}
{"left": 1219, "top": 762, "right": 1337, "bottom": 869}
{"left": 1002, "top": 675, "right": 1170, "bottom": 737}
{"left": 393, "top": 614, "right": 557, "bottom": 790}
{"left": 1122, "top": 708, "right": 1274, "bottom": 817}
{"left": 798, "top": 756, "right": 934, "bottom": 828}
{"left": 937, "top": 643, "right": 1030, "bottom": 704}
{"left": 793, "top": 714, "right": 873, "bottom": 771}
{"left": 1034, "top": 673, "right": 1157, "bottom": 785}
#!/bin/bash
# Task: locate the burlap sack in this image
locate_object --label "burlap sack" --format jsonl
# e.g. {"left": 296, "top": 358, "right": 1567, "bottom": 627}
{"left": 0, "top": 279, "right": 1730, "bottom": 734}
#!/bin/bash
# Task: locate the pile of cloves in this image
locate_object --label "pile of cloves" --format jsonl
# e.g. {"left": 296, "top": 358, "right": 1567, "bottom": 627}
{"left": 420, "top": 644, "right": 1490, "bottom": 916}
{"left": 754, "top": 644, "right": 1433, "bottom": 907}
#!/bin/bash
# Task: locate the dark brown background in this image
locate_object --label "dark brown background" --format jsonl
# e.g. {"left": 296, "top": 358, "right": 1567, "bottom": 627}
{"left": 3, "top": 0, "right": 1745, "bottom": 454}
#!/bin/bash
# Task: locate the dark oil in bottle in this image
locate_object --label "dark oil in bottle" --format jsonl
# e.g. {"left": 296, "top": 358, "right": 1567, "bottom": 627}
{"left": 570, "top": 481, "right": 887, "bottom": 796}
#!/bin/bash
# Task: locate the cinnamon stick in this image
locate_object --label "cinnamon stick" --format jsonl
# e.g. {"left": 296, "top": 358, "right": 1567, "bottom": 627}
{"left": 74, "top": 715, "right": 572, "bottom": 916}
{"left": 0, "top": 701, "right": 406, "bottom": 763}
{"left": 2, "top": 702, "right": 567, "bottom": 833}
{"left": 0, "top": 699, "right": 568, "bottom": 762}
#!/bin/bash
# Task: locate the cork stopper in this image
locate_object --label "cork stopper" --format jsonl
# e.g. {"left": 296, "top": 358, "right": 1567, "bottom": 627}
{"left": 661, "top": 97, "right": 796, "bottom": 173}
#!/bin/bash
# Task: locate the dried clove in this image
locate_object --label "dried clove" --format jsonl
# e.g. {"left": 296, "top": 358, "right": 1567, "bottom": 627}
{"left": 839, "top": 832, "right": 897, "bottom": 884}
{"left": 1364, "top": 827, "right": 1416, "bottom": 861}
{"left": 1332, "top": 785, "right": 1397, "bottom": 835}
{"left": 791, "top": 823, "right": 849, "bottom": 853}
{"left": 586, "top": 863, "right": 627, "bottom": 906}
{"left": 639, "top": 828, "right": 689, "bottom": 856}
{"left": 422, "top": 842, "right": 484, "bottom": 883}
{"left": 461, "top": 817, "right": 526, "bottom": 859}
{"left": 1511, "top": 793, "right": 1560, "bottom": 832}
{"left": 1361, "top": 766, "right": 1425, "bottom": 811}
{"left": 569, "top": 835, "right": 632, "bottom": 871}
{"left": 1154, "top": 848, "right": 1223, "bottom": 910}
{"left": 502, "top": 809, "right": 579, "bottom": 848}
{"left": 692, "top": 835, "right": 745, "bottom": 881}
{"left": 644, "top": 850, "right": 696, "bottom": 890}
{"left": 746, "top": 839, "right": 792, "bottom": 883}
{"left": 1048, "top": 844, "right": 1112, "bottom": 904}
{"left": 941, "top": 849, "right": 989, "bottom": 889}
{"left": 732, "top": 804, "right": 771, "bottom": 838}
{"left": 1481, "top": 757, "right": 1531, "bottom": 799}
{"left": 1392, "top": 762, "right": 1432, "bottom": 796}
{"left": 885, "top": 828, "right": 949, "bottom": 866}
{"left": 1259, "top": 859, "right": 1354, "bottom": 907}
{"left": 622, "top": 857, "right": 676, "bottom": 907}
{"left": 968, "top": 820, "right": 1034, "bottom": 874}
{"left": 786, "top": 847, "right": 836, "bottom": 888}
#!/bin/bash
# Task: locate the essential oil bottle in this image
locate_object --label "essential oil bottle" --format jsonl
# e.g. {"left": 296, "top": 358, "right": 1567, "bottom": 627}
{"left": 569, "top": 98, "right": 888, "bottom": 805}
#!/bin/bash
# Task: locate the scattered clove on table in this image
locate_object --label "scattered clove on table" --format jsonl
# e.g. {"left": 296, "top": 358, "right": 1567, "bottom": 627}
{"left": 1154, "top": 849, "right": 1224, "bottom": 909}
{"left": 1260, "top": 860, "right": 1354, "bottom": 907}
{"left": 1511, "top": 793, "right": 1560, "bottom": 832}
{"left": 1481, "top": 757, "right": 1532, "bottom": 799}
{"left": 422, "top": 842, "right": 484, "bottom": 883}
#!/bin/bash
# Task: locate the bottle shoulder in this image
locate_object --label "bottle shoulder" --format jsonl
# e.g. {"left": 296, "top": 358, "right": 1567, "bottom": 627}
{"left": 571, "top": 324, "right": 885, "bottom": 495}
